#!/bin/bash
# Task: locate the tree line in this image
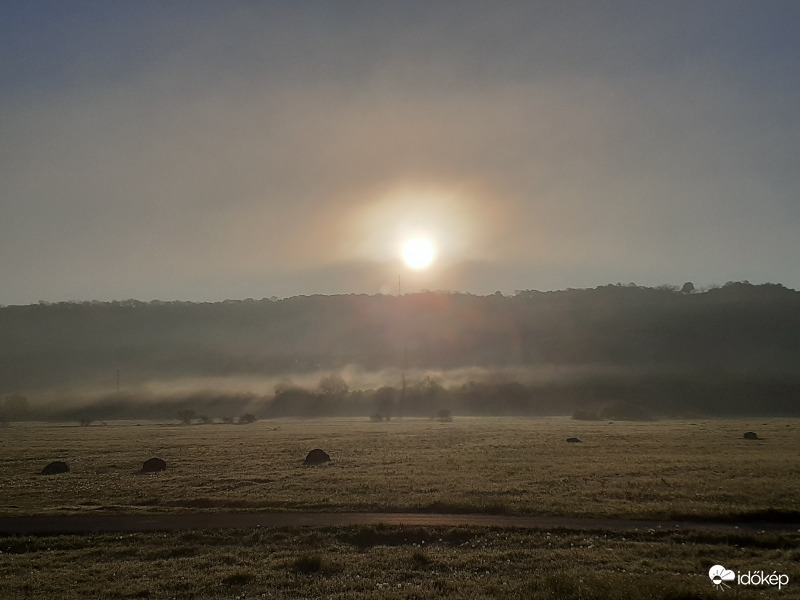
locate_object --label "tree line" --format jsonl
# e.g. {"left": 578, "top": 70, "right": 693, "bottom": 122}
{"left": 1, "top": 281, "right": 799, "bottom": 418}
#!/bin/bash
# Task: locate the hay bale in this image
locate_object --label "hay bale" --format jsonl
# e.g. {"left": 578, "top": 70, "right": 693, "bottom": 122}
{"left": 41, "top": 461, "right": 70, "bottom": 475}
{"left": 743, "top": 431, "right": 759, "bottom": 440}
{"left": 141, "top": 457, "right": 167, "bottom": 472}
{"left": 304, "top": 449, "right": 331, "bottom": 466}
{"left": 566, "top": 437, "right": 582, "bottom": 444}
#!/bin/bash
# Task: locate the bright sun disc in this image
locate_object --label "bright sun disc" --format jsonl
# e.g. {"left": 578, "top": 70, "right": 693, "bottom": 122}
{"left": 402, "top": 238, "right": 435, "bottom": 270}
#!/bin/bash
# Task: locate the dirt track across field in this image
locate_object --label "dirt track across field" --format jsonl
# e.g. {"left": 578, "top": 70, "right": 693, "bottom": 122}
{"left": 1, "top": 512, "right": 799, "bottom": 536}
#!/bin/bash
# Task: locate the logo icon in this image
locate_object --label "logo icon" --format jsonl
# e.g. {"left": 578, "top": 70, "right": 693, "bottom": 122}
{"left": 709, "top": 565, "right": 735, "bottom": 590}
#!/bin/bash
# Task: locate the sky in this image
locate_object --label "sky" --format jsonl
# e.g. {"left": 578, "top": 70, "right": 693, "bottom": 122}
{"left": 2, "top": 1, "right": 800, "bottom": 305}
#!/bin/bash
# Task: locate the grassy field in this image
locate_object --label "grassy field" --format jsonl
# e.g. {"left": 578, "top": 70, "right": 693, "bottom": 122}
{"left": 2, "top": 417, "right": 799, "bottom": 599}
{"left": 1, "top": 417, "right": 798, "bottom": 520}
{"left": 1, "top": 524, "right": 798, "bottom": 599}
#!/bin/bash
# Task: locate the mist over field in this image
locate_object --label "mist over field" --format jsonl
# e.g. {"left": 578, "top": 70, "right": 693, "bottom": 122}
{"left": 4, "top": 5, "right": 800, "bottom": 599}
{"left": 3, "top": 4, "right": 800, "bottom": 422}
{"left": 2, "top": 282, "right": 799, "bottom": 421}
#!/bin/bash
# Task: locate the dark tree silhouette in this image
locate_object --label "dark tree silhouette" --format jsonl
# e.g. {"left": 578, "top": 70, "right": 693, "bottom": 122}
{"left": 318, "top": 374, "right": 348, "bottom": 398}
{"left": 374, "top": 386, "right": 396, "bottom": 420}
{"left": 177, "top": 409, "right": 196, "bottom": 424}
{"left": 2, "top": 284, "right": 800, "bottom": 419}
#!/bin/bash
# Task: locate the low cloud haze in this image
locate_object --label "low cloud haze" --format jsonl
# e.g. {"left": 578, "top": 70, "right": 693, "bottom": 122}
{"left": 3, "top": 2, "right": 800, "bottom": 305}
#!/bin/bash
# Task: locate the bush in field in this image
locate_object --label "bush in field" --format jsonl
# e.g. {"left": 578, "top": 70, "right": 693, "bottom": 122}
{"left": 436, "top": 409, "right": 453, "bottom": 422}
{"left": 79, "top": 418, "right": 93, "bottom": 427}
{"left": 370, "top": 412, "right": 384, "bottom": 422}
{"left": 198, "top": 414, "right": 213, "bottom": 424}
{"left": 238, "top": 413, "right": 257, "bottom": 424}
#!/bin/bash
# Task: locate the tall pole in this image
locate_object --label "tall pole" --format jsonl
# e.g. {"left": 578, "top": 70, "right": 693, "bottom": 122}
{"left": 400, "top": 341, "right": 407, "bottom": 420}
{"left": 398, "top": 270, "right": 405, "bottom": 419}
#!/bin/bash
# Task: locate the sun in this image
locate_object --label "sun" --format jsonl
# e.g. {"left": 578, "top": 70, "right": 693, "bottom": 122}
{"left": 401, "top": 238, "right": 436, "bottom": 270}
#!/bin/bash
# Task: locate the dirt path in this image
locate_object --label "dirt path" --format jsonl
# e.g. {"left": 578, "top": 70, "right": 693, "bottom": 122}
{"left": 1, "top": 512, "right": 799, "bottom": 536}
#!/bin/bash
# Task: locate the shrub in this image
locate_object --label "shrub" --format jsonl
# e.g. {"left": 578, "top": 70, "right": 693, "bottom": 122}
{"left": 238, "top": 413, "right": 257, "bottom": 424}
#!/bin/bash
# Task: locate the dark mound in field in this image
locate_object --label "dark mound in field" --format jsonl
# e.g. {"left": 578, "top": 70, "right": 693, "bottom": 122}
{"left": 41, "top": 461, "right": 70, "bottom": 475}
{"left": 141, "top": 457, "right": 167, "bottom": 472}
{"left": 566, "top": 437, "right": 582, "bottom": 443}
{"left": 304, "top": 449, "right": 331, "bottom": 466}
{"left": 743, "top": 431, "right": 759, "bottom": 440}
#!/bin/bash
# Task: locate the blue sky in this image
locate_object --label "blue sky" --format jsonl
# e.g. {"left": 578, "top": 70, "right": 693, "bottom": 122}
{"left": 2, "top": 1, "right": 800, "bottom": 304}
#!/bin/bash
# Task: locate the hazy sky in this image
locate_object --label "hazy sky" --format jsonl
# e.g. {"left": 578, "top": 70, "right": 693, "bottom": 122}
{"left": 3, "top": 1, "right": 800, "bottom": 304}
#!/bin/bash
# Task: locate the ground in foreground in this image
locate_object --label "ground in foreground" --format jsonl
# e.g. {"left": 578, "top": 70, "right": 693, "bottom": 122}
{"left": 1, "top": 525, "right": 798, "bottom": 599}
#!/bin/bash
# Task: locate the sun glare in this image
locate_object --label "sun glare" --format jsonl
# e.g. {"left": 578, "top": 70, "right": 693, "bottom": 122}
{"left": 402, "top": 238, "right": 436, "bottom": 270}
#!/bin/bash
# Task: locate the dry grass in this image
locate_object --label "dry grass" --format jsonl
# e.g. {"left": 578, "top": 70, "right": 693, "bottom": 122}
{"left": 2, "top": 418, "right": 798, "bottom": 599}
{"left": 1, "top": 417, "right": 798, "bottom": 520}
{"left": 2, "top": 525, "right": 798, "bottom": 599}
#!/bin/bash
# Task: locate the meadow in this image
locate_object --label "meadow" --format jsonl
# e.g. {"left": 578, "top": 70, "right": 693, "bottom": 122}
{"left": 2, "top": 524, "right": 798, "bottom": 599}
{"left": 2, "top": 417, "right": 799, "bottom": 599}
{"left": 1, "top": 417, "right": 798, "bottom": 520}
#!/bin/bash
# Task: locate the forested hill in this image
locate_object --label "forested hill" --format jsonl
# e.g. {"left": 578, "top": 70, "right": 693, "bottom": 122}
{"left": 2, "top": 282, "right": 799, "bottom": 402}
